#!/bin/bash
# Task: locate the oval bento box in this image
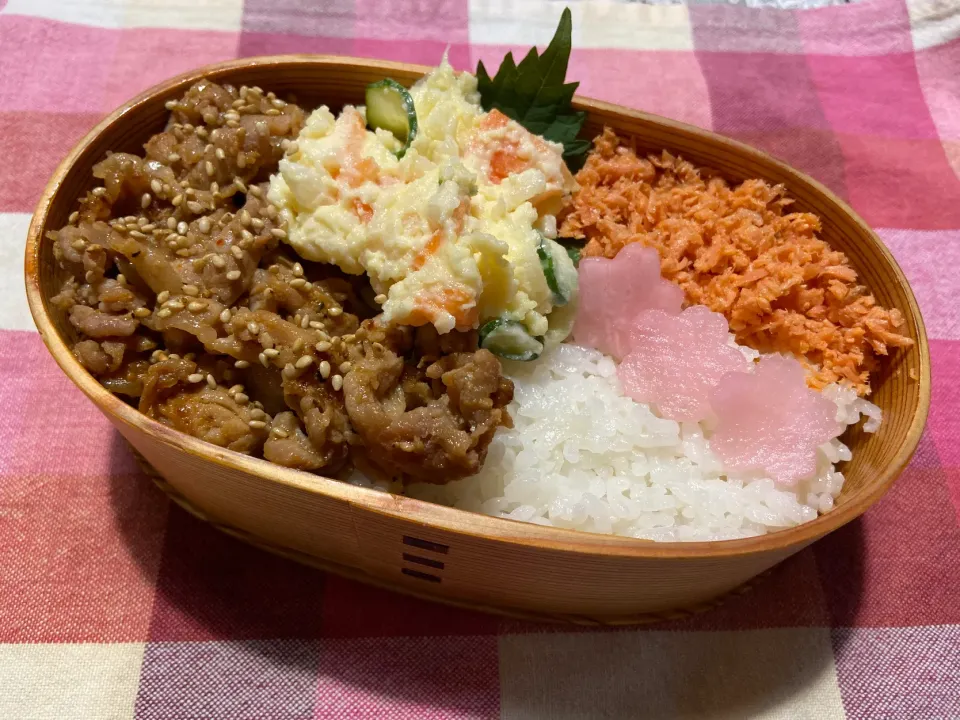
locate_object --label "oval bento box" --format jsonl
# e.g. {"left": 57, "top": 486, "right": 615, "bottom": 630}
{"left": 24, "top": 56, "right": 931, "bottom": 624}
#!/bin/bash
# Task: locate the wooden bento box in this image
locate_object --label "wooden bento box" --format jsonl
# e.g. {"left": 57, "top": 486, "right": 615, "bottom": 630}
{"left": 24, "top": 56, "right": 930, "bottom": 624}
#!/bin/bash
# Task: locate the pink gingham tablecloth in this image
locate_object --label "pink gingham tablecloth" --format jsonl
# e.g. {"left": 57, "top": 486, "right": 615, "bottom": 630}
{"left": 1, "top": 1, "right": 958, "bottom": 717}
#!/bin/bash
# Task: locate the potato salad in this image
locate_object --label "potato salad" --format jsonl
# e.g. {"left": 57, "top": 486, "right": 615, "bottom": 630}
{"left": 268, "top": 59, "right": 579, "bottom": 359}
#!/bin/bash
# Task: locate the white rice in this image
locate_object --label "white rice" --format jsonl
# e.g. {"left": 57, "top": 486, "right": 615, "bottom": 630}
{"left": 403, "top": 342, "right": 881, "bottom": 542}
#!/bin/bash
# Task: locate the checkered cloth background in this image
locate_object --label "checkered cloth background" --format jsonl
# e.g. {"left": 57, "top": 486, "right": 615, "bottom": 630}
{"left": 1, "top": 0, "right": 958, "bottom": 717}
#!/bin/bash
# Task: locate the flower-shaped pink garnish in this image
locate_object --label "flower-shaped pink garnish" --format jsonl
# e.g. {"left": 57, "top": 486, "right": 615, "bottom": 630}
{"left": 617, "top": 306, "right": 750, "bottom": 422}
{"left": 573, "top": 243, "right": 683, "bottom": 359}
{"left": 709, "top": 355, "right": 842, "bottom": 485}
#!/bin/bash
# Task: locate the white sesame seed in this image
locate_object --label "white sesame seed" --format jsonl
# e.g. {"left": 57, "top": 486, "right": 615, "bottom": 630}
{"left": 92, "top": 187, "right": 106, "bottom": 196}
{"left": 251, "top": 218, "right": 264, "bottom": 230}
{"left": 316, "top": 341, "right": 331, "bottom": 352}
{"left": 258, "top": 352, "right": 269, "bottom": 368}
{"left": 215, "top": 147, "right": 225, "bottom": 160}
{"left": 210, "top": 182, "right": 220, "bottom": 195}
{"left": 318, "top": 360, "right": 331, "bottom": 378}
{"left": 230, "top": 245, "right": 244, "bottom": 259}
{"left": 166, "top": 217, "right": 177, "bottom": 230}
{"left": 226, "top": 270, "right": 242, "bottom": 281}
{"left": 182, "top": 284, "right": 199, "bottom": 296}
{"left": 300, "top": 316, "right": 310, "bottom": 329}
{"left": 187, "top": 373, "right": 204, "bottom": 383}
{"left": 235, "top": 393, "right": 249, "bottom": 404}
{"left": 172, "top": 194, "right": 183, "bottom": 206}
{"left": 168, "top": 153, "right": 181, "bottom": 163}
{"left": 156, "top": 290, "right": 170, "bottom": 303}
{"left": 328, "top": 306, "right": 343, "bottom": 317}
{"left": 241, "top": 229, "right": 254, "bottom": 242}
{"left": 212, "top": 255, "right": 227, "bottom": 268}
{"left": 71, "top": 239, "right": 86, "bottom": 251}
{"left": 270, "top": 228, "right": 287, "bottom": 239}
{"left": 332, "top": 374, "right": 343, "bottom": 391}
{"left": 265, "top": 108, "right": 281, "bottom": 116}
{"left": 289, "top": 278, "right": 306, "bottom": 289}
{"left": 198, "top": 217, "right": 211, "bottom": 234}
{"left": 249, "top": 185, "right": 262, "bottom": 197}
{"left": 134, "top": 307, "right": 151, "bottom": 318}
{"left": 339, "top": 361, "right": 352, "bottom": 374}
{"left": 156, "top": 308, "right": 173, "bottom": 320}
{"left": 219, "top": 309, "right": 232, "bottom": 323}
{"left": 309, "top": 321, "right": 325, "bottom": 330}
{"left": 286, "top": 141, "right": 299, "bottom": 155}
{"left": 281, "top": 363, "right": 296, "bottom": 378}
{"left": 187, "top": 201, "right": 204, "bottom": 214}
{"left": 374, "top": 294, "right": 387, "bottom": 304}
{"left": 270, "top": 427, "right": 289, "bottom": 439}
{"left": 141, "top": 193, "right": 152, "bottom": 209}
{"left": 247, "top": 322, "right": 260, "bottom": 335}
{"left": 177, "top": 221, "right": 188, "bottom": 235}
{"left": 248, "top": 420, "right": 267, "bottom": 429}
{"left": 68, "top": 211, "right": 80, "bottom": 224}
{"left": 295, "top": 355, "right": 313, "bottom": 369}
{"left": 187, "top": 301, "right": 206, "bottom": 313}
{"left": 234, "top": 360, "right": 250, "bottom": 369}
{"left": 205, "top": 161, "right": 215, "bottom": 176}
{"left": 175, "top": 248, "right": 193, "bottom": 257}
{"left": 165, "top": 100, "right": 177, "bottom": 110}
{"left": 240, "top": 210, "right": 251, "bottom": 227}
{"left": 150, "top": 179, "right": 163, "bottom": 195}
{"left": 236, "top": 154, "right": 246, "bottom": 169}
{"left": 166, "top": 300, "right": 184, "bottom": 311}
{"left": 263, "top": 348, "right": 280, "bottom": 358}
{"left": 141, "top": 224, "right": 156, "bottom": 232}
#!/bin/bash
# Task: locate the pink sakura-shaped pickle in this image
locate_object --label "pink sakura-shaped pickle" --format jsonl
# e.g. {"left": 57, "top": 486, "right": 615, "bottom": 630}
{"left": 617, "top": 306, "right": 750, "bottom": 422}
{"left": 573, "top": 243, "right": 683, "bottom": 358}
{"left": 709, "top": 355, "right": 842, "bottom": 486}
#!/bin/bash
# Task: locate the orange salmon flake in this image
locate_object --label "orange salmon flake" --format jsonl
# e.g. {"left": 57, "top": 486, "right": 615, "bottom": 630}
{"left": 559, "top": 128, "right": 914, "bottom": 395}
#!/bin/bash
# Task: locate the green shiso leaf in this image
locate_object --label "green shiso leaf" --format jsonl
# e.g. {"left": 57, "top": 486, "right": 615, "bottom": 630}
{"left": 476, "top": 7, "right": 588, "bottom": 170}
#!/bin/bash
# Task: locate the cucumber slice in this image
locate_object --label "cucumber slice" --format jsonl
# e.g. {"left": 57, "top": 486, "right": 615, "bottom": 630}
{"left": 537, "top": 236, "right": 577, "bottom": 306}
{"left": 365, "top": 79, "right": 418, "bottom": 158}
{"left": 556, "top": 236, "right": 586, "bottom": 268}
{"left": 479, "top": 318, "right": 544, "bottom": 362}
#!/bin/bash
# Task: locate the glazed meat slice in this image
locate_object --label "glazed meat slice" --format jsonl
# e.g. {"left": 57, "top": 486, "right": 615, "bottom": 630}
{"left": 139, "top": 357, "right": 267, "bottom": 454}
{"left": 281, "top": 374, "right": 353, "bottom": 472}
{"left": 343, "top": 343, "right": 513, "bottom": 483}
{"left": 264, "top": 411, "right": 328, "bottom": 470}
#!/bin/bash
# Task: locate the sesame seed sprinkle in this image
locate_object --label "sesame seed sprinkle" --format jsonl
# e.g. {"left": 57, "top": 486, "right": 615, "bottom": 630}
{"left": 319, "top": 360, "right": 331, "bottom": 378}
{"left": 187, "top": 373, "right": 204, "bottom": 383}
{"left": 235, "top": 393, "right": 250, "bottom": 404}
{"left": 188, "top": 301, "right": 206, "bottom": 313}
{"left": 157, "top": 290, "right": 170, "bottom": 303}
{"left": 339, "top": 361, "right": 352, "bottom": 374}
{"left": 258, "top": 352, "right": 269, "bottom": 368}
{"left": 68, "top": 211, "right": 79, "bottom": 224}
{"left": 212, "top": 255, "right": 227, "bottom": 268}
{"left": 234, "top": 360, "right": 250, "bottom": 369}
{"left": 331, "top": 374, "right": 343, "bottom": 391}
{"left": 150, "top": 179, "right": 162, "bottom": 195}
{"left": 263, "top": 348, "right": 280, "bottom": 358}
{"left": 182, "top": 284, "right": 198, "bottom": 296}
{"left": 270, "top": 228, "right": 287, "bottom": 239}
{"left": 198, "top": 217, "right": 211, "bottom": 234}
{"left": 248, "top": 420, "right": 267, "bottom": 429}
{"left": 295, "top": 355, "right": 313, "bottom": 369}
{"left": 271, "top": 427, "right": 289, "bottom": 439}
{"left": 374, "top": 294, "right": 387, "bottom": 304}
{"left": 230, "top": 245, "right": 244, "bottom": 259}
{"left": 247, "top": 322, "right": 260, "bottom": 335}
{"left": 134, "top": 307, "right": 151, "bottom": 318}
{"left": 226, "top": 270, "right": 242, "bottom": 281}
{"left": 219, "top": 309, "right": 232, "bottom": 323}
{"left": 316, "top": 341, "right": 331, "bottom": 352}
{"left": 141, "top": 193, "right": 152, "bottom": 208}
